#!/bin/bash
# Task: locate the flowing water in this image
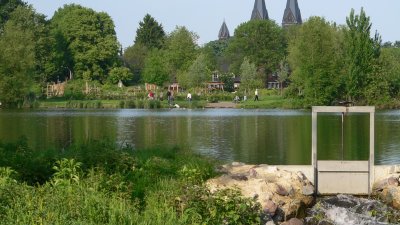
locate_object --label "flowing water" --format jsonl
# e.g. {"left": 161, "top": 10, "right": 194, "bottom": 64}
{"left": 306, "top": 195, "right": 400, "bottom": 225}
{"left": 0, "top": 108, "right": 400, "bottom": 165}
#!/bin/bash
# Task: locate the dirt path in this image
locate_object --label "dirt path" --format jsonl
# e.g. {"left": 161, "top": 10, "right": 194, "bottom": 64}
{"left": 205, "top": 101, "right": 238, "bottom": 108}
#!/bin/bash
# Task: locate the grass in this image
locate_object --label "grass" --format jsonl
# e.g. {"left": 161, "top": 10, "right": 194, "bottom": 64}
{"left": 0, "top": 139, "right": 262, "bottom": 225}
{"left": 239, "top": 95, "right": 294, "bottom": 109}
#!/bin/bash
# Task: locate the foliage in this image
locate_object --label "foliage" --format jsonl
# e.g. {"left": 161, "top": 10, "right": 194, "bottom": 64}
{"left": 142, "top": 49, "right": 169, "bottom": 86}
{"left": 227, "top": 19, "right": 286, "bottom": 76}
{"left": 134, "top": 14, "right": 165, "bottom": 49}
{"left": 178, "top": 53, "right": 210, "bottom": 89}
{"left": 0, "top": 138, "right": 266, "bottom": 224}
{"left": 219, "top": 73, "right": 235, "bottom": 92}
{"left": 343, "top": 8, "right": 381, "bottom": 102}
{"left": 0, "top": 6, "right": 35, "bottom": 107}
{"left": 123, "top": 43, "right": 149, "bottom": 83}
{"left": 50, "top": 4, "right": 120, "bottom": 82}
{"left": 0, "top": 0, "right": 26, "bottom": 29}
{"left": 164, "top": 26, "right": 198, "bottom": 80}
{"left": 107, "top": 67, "right": 133, "bottom": 85}
{"left": 287, "top": 16, "right": 344, "bottom": 106}
{"left": 240, "top": 58, "right": 263, "bottom": 93}
{"left": 179, "top": 186, "right": 262, "bottom": 225}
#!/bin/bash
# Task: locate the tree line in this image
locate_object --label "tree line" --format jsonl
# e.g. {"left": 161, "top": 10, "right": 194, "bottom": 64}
{"left": 0, "top": 1, "right": 400, "bottom": 107}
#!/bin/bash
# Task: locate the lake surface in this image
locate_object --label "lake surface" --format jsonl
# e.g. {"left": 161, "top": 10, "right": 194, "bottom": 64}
{"left": 0, "top": 109, "right": 399, "bottom": 165}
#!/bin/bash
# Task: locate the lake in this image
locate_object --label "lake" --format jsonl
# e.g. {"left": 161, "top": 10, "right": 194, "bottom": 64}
{"left": 0, "top": 108, "right": 399, "bottom": 165}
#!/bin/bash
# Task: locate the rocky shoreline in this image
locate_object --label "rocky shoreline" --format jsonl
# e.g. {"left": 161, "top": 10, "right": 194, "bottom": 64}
{"left": 207, "top": 162, "right": 400, "bottom": 225}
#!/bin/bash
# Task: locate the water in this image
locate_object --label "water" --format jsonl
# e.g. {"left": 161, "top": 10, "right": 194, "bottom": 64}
{"left": 0, "top": 108, "right": 400, "bottom": 165}
{"left": 306, "top": 195, "right": 400, "bottom": 225}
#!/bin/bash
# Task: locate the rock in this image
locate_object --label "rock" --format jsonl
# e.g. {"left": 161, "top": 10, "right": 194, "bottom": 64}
{"left": 231, "top": 174, "right": 248, "bottom": 181}
{"left": 380, "top": 186, "right": 400, "bottom": 209}
{"left": 302, "top": 184, "right": 314, "bottom": 196}
{"left": 275, "top": 184, "right": 289, "bottom": 196}
{"left": 249, "top": 168, "right": 258, "bottom": 178}
{"left": 265, "top": 221, "right": 276, "bottom": 225}
{"left": 373, "top": 176, "right": 399, "bottom": 192}
{"left": 281, "top": 218, "right": 304, "bottom": 225}
{"left": 232, "top": 162, "right": 244, "bottom": 166}
{"left": 206, "top": 163, "right": 315, "bottom": 223}
{"left": 262, "top": 200, "right": 278, "bottom": 216}
{"left": 267, "top": 166, "right": 278, "bottom": 173}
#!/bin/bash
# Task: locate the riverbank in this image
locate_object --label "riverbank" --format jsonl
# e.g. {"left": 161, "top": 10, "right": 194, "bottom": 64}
{"left": 36, "top": 94, "right": 297, "bottom": 109}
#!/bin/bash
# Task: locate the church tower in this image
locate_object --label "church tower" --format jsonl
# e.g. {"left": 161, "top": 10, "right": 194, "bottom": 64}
{"left": 282, "top": 0, "right": 302, "bottom": 27}
{"left": 251, "top": 0, "right": 269, "bottom": 20}
{"left": 218, "top": 20, "right": 230, "bottom": 40}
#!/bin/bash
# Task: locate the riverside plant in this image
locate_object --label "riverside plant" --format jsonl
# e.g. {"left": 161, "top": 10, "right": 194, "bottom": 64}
{"left": 0, "top": 139, "right": 263, "bottom": 224}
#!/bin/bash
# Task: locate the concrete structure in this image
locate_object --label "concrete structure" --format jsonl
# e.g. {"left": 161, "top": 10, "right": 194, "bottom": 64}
{"left": 312, "top": 106, "right": 375, "bottom": 195}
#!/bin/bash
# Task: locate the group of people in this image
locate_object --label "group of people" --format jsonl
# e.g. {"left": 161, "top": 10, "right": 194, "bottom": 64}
{"left": 233, "top": 89, "right": 259, "bottom": 103}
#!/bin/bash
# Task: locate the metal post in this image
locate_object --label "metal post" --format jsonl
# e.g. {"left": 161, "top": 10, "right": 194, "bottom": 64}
{"left": 312, "top": 109, "right": 318, "bottom": 194}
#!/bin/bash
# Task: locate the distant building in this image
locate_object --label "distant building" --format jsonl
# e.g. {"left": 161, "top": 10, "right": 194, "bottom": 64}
{"left": 282, "top": 0, "right": 302, "bottom": 27}
{"left": 218, "top": 20, "right": 230, "bottom": 40}
{"left": 251, "top": 0, "right": 269, "bottom": 20}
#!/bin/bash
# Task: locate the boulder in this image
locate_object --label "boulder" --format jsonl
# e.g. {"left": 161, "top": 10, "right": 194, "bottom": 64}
{"left": 373, "top": 176, "right": 399, "bottom": 192}
{"left": 379, "top": 186, "right": 400, "bottom": 209}
{"left": 281, "top": 218, "right": 304, "bottom": 225}
{"left": 207, "top": 162, "right": 315, "bottom": 222}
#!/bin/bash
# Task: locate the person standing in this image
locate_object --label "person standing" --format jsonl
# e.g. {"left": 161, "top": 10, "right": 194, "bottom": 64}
{"left": 254, "top": 89, "right": 259, "bottom": 101}
{"left": 167, "top": 90, "right": 172, "bottom": 105}
{"left": 187, "top": 92, "right": 192, "bottom": 102}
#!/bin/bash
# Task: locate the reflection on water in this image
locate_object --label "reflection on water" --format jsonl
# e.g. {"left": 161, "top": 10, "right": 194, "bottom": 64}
{"left": 0, "top": 109, "right": 400, "bottom": 165}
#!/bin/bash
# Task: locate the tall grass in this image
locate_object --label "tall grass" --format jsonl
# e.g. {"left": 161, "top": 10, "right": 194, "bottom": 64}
{"left": 0, "top": 139, "right": 262, "bottom": 225}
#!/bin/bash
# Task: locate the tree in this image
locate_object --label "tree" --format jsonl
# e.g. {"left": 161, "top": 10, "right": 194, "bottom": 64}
{"left": 287, "top": 17, "right": 343, "bottom": 105}
{"left": 134, "top": 14, "right": 165, "bottom": 49}
{"left": 227, "top": 20, "right": 286, "bottom": 77}
{"left": 239, "top": 58, "right": 262, "bottom": 93}
{"left": 177, "top": 53, "right": 210, "bottom": 89}
{"left": 0, "top": 5, "right": 35, "bottom": 106}
{"left": 50, "top": 4, "right": 120, "bottom": 82}
{"left": 0, "top": 0, "right": 26, "bottom": 30}
{"left": 107, "top": 67, "right": 133, "bottom": 85}
{"left": 343, "top": 8, "right": 381, "bottom": 102}
{"left": 142, "top": 49, "right": 169, "bottom": 86}
{"left": 277, "top": 58, "right": 289, "bottom": 95}
{"left": 164, "top": 26, "right": 198, "bottom": 81}
{"left": 123, "top": 43, "right": 149, "bottom": 83}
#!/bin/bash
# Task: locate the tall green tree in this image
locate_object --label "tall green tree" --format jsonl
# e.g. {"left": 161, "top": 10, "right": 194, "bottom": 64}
{"left": 164, "top": 26, "right": 198, "bottom": 81}
{"left": 177, "top": 53, "right": 210, "bottom": 89}
{"left": 287, "top": 17, "right": 343, "bottom": 105}
{"left": 227, "top": 20, "right": 286, "bottom": 77}
{"left": 123, "top": 43, "right": 148, "bottom": 83}
{"left": 0, "top": 0, "right": 26, "bottom": 30}
{"left": 142, "top": 49, "right": 169, "bottom": 86}
{"left": 239, "top": 58, "right": 262, "bottom": 93}
{"left": 343, "top": 8, "right": 381, "bottom": 102}
{"left": 134, "top": 14, "right": 165, "bottom": 49}
{"left": 0, "top": 6, "right": 35, "bottom": 106}
{"left": 50, "top": 4, "right": 120, "bottom": 82}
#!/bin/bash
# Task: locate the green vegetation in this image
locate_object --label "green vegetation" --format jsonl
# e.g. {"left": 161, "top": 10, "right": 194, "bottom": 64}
{"left": 0, "top": 139, "right": 262, "bottom": 224}
{"left": 1, "top": 2, "right": 400, "bottom": 109}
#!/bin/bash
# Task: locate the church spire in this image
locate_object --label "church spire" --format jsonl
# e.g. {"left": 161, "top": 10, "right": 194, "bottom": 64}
{"left": 251, "top": 0, "right": 269, "bottom": 20}
{"left": 282, "top": 0, "right": 302, "bottom": 27}
{"left": 218, "top": 20, "right": 230, "bottom": 40}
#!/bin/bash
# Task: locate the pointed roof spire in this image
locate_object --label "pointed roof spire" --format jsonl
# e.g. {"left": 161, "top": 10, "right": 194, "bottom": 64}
{"left": 282, "top": 0, "right": 302, "bottom": 27}
{"left": 218, "top": 20, "right": 230, "bottom": 40}
{"left": 251, "top": 0, "right": 269, "bottom": 20}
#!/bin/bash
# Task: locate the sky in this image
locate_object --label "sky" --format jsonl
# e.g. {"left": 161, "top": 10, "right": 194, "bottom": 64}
{"left": 26, "top": 0, "right": 400, "bottom": 49}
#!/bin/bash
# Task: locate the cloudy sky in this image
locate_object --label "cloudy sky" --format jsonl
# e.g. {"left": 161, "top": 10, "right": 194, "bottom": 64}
{"left": 26, "top": 0, "right": 399, "bottom": 48}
